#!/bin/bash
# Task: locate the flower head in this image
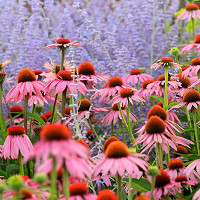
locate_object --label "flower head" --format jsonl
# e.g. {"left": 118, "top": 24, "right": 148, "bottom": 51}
{"left": 17, "top": 68, "right": 36, "bottom": 83}
{"left": 97, "top": 189, "right": 118, "bottom": 200}
{"left": 103, "top": 136, "right": 119, "bottom": 152}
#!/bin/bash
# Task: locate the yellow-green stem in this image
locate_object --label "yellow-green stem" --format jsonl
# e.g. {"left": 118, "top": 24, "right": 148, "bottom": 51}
{"left": 63, "top": 168, "right": 69, "bottom": 200}
{"left": 19, "top": 153, "right": 24, "bottom": 176}
{"left": 150, "top": 175, "right": 156, "bottom": 200}
{"left": 24, "top": 94, "right": 29, "bottom": 134}
{"left": 128, "top": 175, "right": 132, "bottom": 200}
{"left": 28, "top": 104, "right": 36, "bottom": 138}
{"left": 50, "top": 157, "right": 57, "bottom": 200}
{"left": 156, "top": 143, "right": 163, "bottom": 169}
{"left": 50, "top": 94, "right": 58, "bottom": 123}
{"left": 60, "top": 48, "right": 65, "bottom": 71}
{"left": 61, "top": 88, "right": 67, "bottom": 123}
{"left": 193, "top": 112, "right": 200, "bottom": 154}
{"left": 0, "top": 83, "right": 3, "bottom": 131}
{"left": 115, "top": 174, "right": 122, "bottom": 200}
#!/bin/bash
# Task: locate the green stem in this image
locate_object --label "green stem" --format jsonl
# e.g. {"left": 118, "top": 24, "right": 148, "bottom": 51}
{"left": 193, "top": 112, "right": 200, "bottom": 154}
{"left": 63, "top": 168, "right": 69, "bottom": 200}
{"left": 50, "top": 94, "right": 58, "bottom": 123}
{"left": 128, "top": 175, "right": 132, "bottom": 200}
{"left": 197, "top": 71, "right": 200, "bottom": 119}
{"left": 87, "top": 118, "right": 101, "bottom": 144}
{"left": 28, "top": 104, "right": 36, "bottom": 138}
{"left": 19, "top": 153, "right": 24, "bottom": 176}
{"left": 192, "top": 18, "right": 195, "bottom": 39}
{"left": 50, "top": 157, "right": 57, "bottom": 200}
{"left": 156, "top": 143, "right": 163, "bottom": 169}
{"left": 164, "top": 66, "right": 169, "bottom": 118}
{"left": 119, "top": 119, "right": 126, "bottom": 145}
{"left": 111, "top": 121, "right": 114, "bottom": 136}
{"left": 126, "top": 103, "right": 134, "bottom": 143}
{"left": 115, "top": 174, "right": 122, "bottom": 200}
{"left": 60, "top": 48, "right": 65, "bottom": 71}
{"left": 186, "top": 108, "right": 194, "bottom": 141}
{"left": 0, "top": 83, "right": 3, "bottom": 131}
{"left": 24, "top": 94, "right": 29, "bottom": 134}
{"left": 61, "top": 88, "right": 67, "bottom": 123}
{"left": 150, "top": 175, "right": 156, "bottom": 200}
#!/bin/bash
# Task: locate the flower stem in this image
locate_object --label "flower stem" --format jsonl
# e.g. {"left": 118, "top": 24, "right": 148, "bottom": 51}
{"left": 0, "top": 83, "right": 4, "bottom": 131}
{"left": 193, "top": 112, "right": 200, "bottom": 154}
{"left": 18, "top": 152, "right": 24, "bottom": 176}
{"left": 164, "top": 66, "right": 169, "bottom": 118}
{"left": 24, "top": 94, "right": 29, "bottom": 134}
{"left": 28, "top": 104, "right": 36, "bottom": 138}
{"left": 50, "top": 157, "right": 57, "bottom": 200}
{"left": 197, "top": 71, "right": 200, "bottom": 118}
{"left": 111, "top": 121, "right": 114, "bottom": 136}
{"left": 156, "top": 143, "right": 163, "bottom": 169}
{"left": 87, "top": 118, "right": 100, "bottom": 143}
{"left": 191, "top": 18, "right": 195, "bottom": 39}
{"left": 186, "top": 108, "right": 194, "bottom": 141}
{"left": 115, "top": 173, "right": 122, "bottom": 200}
{"left": 60, "top": 48, "right": 65, "bottom": 71}
{"left": 63, "top": 168, "right": 69, "bottom": 200}
{"left": 50, "top": 94, "right": 58, "bottom": 123}
{"left": 118, "top": 119, "right": 126, "bottom": 145}
{"left": 61, "top": 89, "right": 67, "bottom": 123}
{"left": 150, "top": 175, "right": 156, "bottom": 200}
{"left": 128, "top": 175, "right": 132, "bottom": 200}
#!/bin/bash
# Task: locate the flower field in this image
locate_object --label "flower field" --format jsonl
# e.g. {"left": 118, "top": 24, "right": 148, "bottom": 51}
{"left": 0, "top": 0, "right": 200, "bottom": 199}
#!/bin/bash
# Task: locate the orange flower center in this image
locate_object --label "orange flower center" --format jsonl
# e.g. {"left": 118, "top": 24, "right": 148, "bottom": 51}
{"left": 194, "top": 34, "right": 200, "bottom": 43}
{"left": 77, "top": 139, "right": 90, "bottom": 150}
{"left": 155, "top": 169, "right": 170, "bottom": 188}
{"left": 20, "top": 189, "right": 32, "bottom": 198}
{"left": 145, "top": 116, "right": 165, "bottom": 134}
{"left": 64, "top": 107, "right": 71, "bottom": 115}
{"left": 78, "top": 62, "right": 95, "bottom": 75}
{"left": 185, "top": 4, "right": 199, "bottom": 11}
{"left": 130, "top": 69, "right": 142, "bottom": 75}
{"left": 69, "top": 182, "right": 88, "bottom": 196}
{"left": 78, "top": 99, "right": 92, "bottom": 112}
{"left": 160, "top": 57, "right": 174, "bottom": 63}
{"left": 108, "top": 77, "right": 123, "bottom": 87}
{"left": 183, "top": 89, "right": 200, "bottom": 103}
{"left": 54, "top": 65, "right": 66, "bottom": 74}
{"left": 147, "top": 105, "right": 167, "bottom": 121}
{"left": 168, "top": 159, "right": 184, "bottom": 170}
{"left": 7, "top": 126, "right": 25, "bottom": 135}
{"left": 44, "top": 111, "right": 52, "bottom": 120}
{"left": 191, "top": 58, "right": 200, "bottom": 66}
{"left": 156, "top": 74, "right": 171, "bottom": 81}
{"left": 56, "top": 38, "right": 71, "bottom": 44}
{"left": 103, "top": 136, "right": 119, "bottom": 152}
{"left": 9, "top": 105, "right": 24, "bottom": 118}
{"left": 86, "top": 129, "right": 96, "bottom": 140}
{"left": 32, "top": 70, "right": 43, "bottom": 75}
{"left": 111, "top": 104, "right": 125, "bottom": 111}
{"left": 17, "top": 68, "right": 36, "bottom": 83}
{"left": 181, "top": 66, "right": 190, "bottom": 71}
{"left": 32, "top": 115, "right": 47, "bottom": 124}
{"left": 176, "top": 73, "right": 191, "bottom": 88}
{"left": 173, "top": 145, "right": 189, "bottom": 158}
{"left": 120, "top": 88, "right": 134, "bottom": 98}
{"left": 56, "top": 70, "right": 73, "bottom": 81}
{"left": 106, "top": 141, "right": 129, "bottom": 158}
{"left": 97, "top": 189, "right": 118, "bottom": 200}
{"left": 157, "top": 101, "right": 163, "bottom": 107}
{"left": 40, "top": 124, "right": 71, "bottom": 141}
{"left": 142, "top": 80, "right": 154, "bottom": 89}
{"left": 175, "top": 176, "right": 188, "bottom": 182}
{"left": 135, "top": 195, "right": 150, "bottom": 200}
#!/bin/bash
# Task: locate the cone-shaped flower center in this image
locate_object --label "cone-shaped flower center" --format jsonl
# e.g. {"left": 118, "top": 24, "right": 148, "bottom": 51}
{"left": 86, "top": 129, "right": 95, "bottom": 140}
{"left": 135, "top": 195, "right": 150, "bottom": 200}
{"left": 69, "top": 182, "right": 88, "bottom": 196}
{"left": 112, "top": 104, "right": 125, "bottom": 110}
{"left": 103, "top": 136, "right": 119, "bottom": 152}
{"left": 191, "top": 58, "right": 200, "bottom": 66}
{"left": 97, "top": 189, "right": 118, "bottom": 200}
{"left": 120, "top": 88, "right": 134, "bottom": 98}
{"left": 108, "top": 77, "right": 123, "bottom": 87}
{"left": 17, "top": 68, "right": 36, "bottom": 83}
{"left": 78, "top": 99, "right": 92, "bottom": 112}
{"left": 194, "top": 34, "right": 200, "bottom": 43}
{"left": 56, "top": 70, "right": 73, "bottom": 81}
{"left": 157, "top": 101, "right": 163, "bottom": 107}
{"left": 181, "top": 66, "right": 190, "bottom": 71}
{"left": 185, "top": 4, "right": 199, "bottom": 11}
{"left": 40, "top": 124, "right": 71, "bottom": 141}
{"left": 173, "top": 145, "right": 189, "bottom": 158}
{"left": 175, "top": 176, "right": 188, "bottom": 182}
{"left": 44, "top": 111, "right": 52, "bottom": 120}
{"left": 10, "top": 105, "right": 24, "bottom": 118}
{"left": 20, "top": 189, "right": 32, "bottom": 198}
{"left": 130, "top": 69, "right": 142, "bottom": 75}
{"left": 32, "top": 70, "right": 42, "bottom": 75}
{"left": 183, "top": 89, "right": 200, "bottom": 103}
{"left": 106, "top": 141, "right": 129, "bottom": 158}
{"left": 155, "top": 169, "right": 170, "bottom": 188}
{"left": 168, "top": 159, "right": 184, "bottom": 170}
{"left": 142, "top": 80, "right": 154, "bottom": 89}
{"left": 160, "top": 57, "right": 174, "bottom": 63}
{"left": 176, "top": 73, "right": 191, "bottom": 88}
{"left": 147, "top": 105, "right": 167, "bottom": 121}
{"left": 78, "top": 62, "right": 95, "bottom": 75}
{"left": 64, "top": 107, "right": 71, "bottom": 115}
{"left": 7, "top": 126, "right": 25, "bottom": 135}
{"left": 77, "top": 139, "right": 90, "bottom": 150}
{"left": 145, "top": 116, "right": 165, "bottom": 134}
{"left": 56, "top": 38, "right": 71, "bottom": 44}
{"left": 156, "top": 74, "right": 171, "bottom": 81}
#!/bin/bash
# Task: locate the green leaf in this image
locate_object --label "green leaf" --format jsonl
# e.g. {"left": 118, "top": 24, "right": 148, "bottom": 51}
{"left": 147, "top": 95, "right": 163, "bottom": 103}
{"left": 131, "top": 118, "right": 146, "bottom": 128}
{"left": 115, "top": 128, "right": 128, "bottom": 137}
{"left": 27, "top": 112, "right": 46, "bottom": 125}
{"left": 6, "top": 164, "right": 20, "bottom": 177}
{"left": 167, "top": 102, "right": 181, "bottom": 108}
{"left": 0, "top": 168, "right": 7, "bottom": 179}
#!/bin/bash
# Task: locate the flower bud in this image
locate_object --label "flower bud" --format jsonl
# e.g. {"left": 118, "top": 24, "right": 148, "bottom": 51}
{"left": 33, "top": 173, "right": 48, "bottom": 185}
{"left": 8, "top": 176, "right": 24, "bottom": 191}
{"left": 170, "top": 47, "right": 180, "bottom": 57}
{"left": 0, "top": 184, "right": 6, "bottom": 194}
{"left": 148, "top": 166, "right": 159, "bottom": 176}
{"left": 128, "top": 147, "right": 137, "bottom": 154}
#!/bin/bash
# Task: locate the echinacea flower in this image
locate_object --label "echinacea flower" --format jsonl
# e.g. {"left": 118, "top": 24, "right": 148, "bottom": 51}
{"left": 151, "top": 57, "right": 181, "bottom": 70}
{"left": 8, "top": 105, "right": 24, "bottom": 124}
{"left": 24, "top": 124, "right": 91, "bottom": 179}
{"left": 97, "top": 189, "right": 118, "bottom": 200}
{"left": 135, "top": 195, "right": 150, "bottom": 200}
{"left": 122, "top": 69, "right": 153, "bottom": 85}
{"left": 193, "top": 189, "right": 200, "bottom": 200}
{"left": 43, "top": 70, "right": 88, "bottom": 96}
{"left": 93, "top": 141, "right": 149, "bottom": 177}
{"left": 78, "top": 62, "right": 109, "bottom": 89}
{"left": 44, "top": 37, "right": 81, "bottom": 49}
{"left": 176, "top": 4, "right": 200, "bottom": 23}
{"left": 184, "top": 159, "right": 200, "bottom": 178}
{"left": 173, "top": 145, "right": 189, "bottom": 158}
{"left": 59, "top": 182, "right": 97, "bottom": 200}
{"left": 174, "top": 175, "right": 198, "bottom": 187}
{"left": 182, "top": 58, "right": 200, "bottom": 78}
{"left": 102, "top": 104, "right": 137, "bottom": 125}
{"left": 5, "top": 68, "right": 44, "bottom": 103}
{"left": 1, "top": 126, "right": 33, "bottom": 159}
{"left": 134, "top": 116, "right": 193, "bottom": 153}
{"left": 111, "top": 88, "right": 145, "bottom": 107}
{"left": 170, "top": 89, "right": 200, "bottom": 111}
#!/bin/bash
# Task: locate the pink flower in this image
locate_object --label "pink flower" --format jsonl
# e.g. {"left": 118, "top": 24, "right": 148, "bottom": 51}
{"left": 93, "top": 141, "right": 149, "bottom": 177}
{"left": 184, "top": 159, "right": 200, "bottom": 178}
{"left": 24, "top": 124, "right": 91, "bottom": 179}
{"left": 102, "top": 104, "right": 137, "bottom": 125}
{"left": 8, "top": 105, "right": 24, "bottom": 124}
{"left": 193, "top": 189, "right": 200, "bottom": 200}
{"left": 182, "top": 58, "right": 200, "bottom": 77}
{"left": 1, "top": 126, "right": 33, "bottom": 159}
{"left": 5, "top": 68, "right": 44, "bottom": 104}
{"left": 43, "top": 70, "right": 88, "bottom": 96}
{"left": 44, "top": 37, "right": 81, "bottom": 49}
{"left": 176, "top": 4, "right": 200, "bottom": 23}
{"left": 78, "top": 62, "right": 109, "bottom": 89}
{"left": 151, "top": 57, "right": 181, "bottom": 70}
{"left": 122, "top": 69, "right": 153, "bottom": 85}
{"left": 111, "top": 88, "right": 145, "bottom": 107}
